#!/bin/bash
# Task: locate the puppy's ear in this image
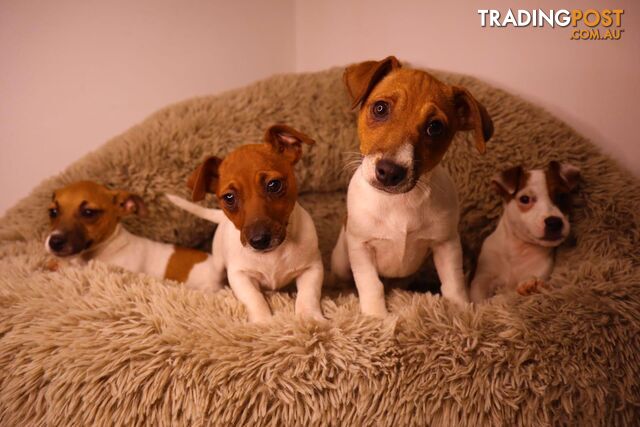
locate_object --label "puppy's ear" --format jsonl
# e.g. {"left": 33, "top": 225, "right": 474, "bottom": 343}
{"left": 549, "top": 161, "right": 580, "bottom": 191}
{"left": 344, "top": 56, "right": 401, "bottom": 109}
{"left": 264, "top": 124, "right": 315, "bottom": 164}
{"left": 115, "top": 192, "right": 148, "bottom": 217}
{"left": 452, "top": 86, "right": 494, "bottom": 154}
{"left": 492, "top": 166, "right": 524, "bottom": 199}
{"left": 187, "top": 156, "right": 223, "bottom": 201}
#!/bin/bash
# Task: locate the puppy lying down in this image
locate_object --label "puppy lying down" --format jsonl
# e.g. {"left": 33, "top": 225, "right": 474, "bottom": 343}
{"left": 45, "top": 180, "right": 216, "bottom": 288}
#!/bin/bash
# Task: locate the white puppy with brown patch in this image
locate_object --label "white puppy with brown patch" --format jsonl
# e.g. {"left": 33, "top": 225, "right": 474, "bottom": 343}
{"left": 167, "top": 125, "right": 325, "bottom": 323}
{"left": 470, "top": 161, "right": 580, "bottom": 302}
{"left": 45, "top": 181, "right": 217, "bottom": 289}
{"left": 330, "top": 56, "right": 494, "bottom": 316}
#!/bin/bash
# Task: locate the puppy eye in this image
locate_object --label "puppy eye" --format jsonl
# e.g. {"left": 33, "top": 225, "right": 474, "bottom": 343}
{"left": 371, "top": 101, "right": 390, "bottom": 119}
{"left": 519, "top": 195, "right": 530, "bottom": 204}
{"left": 222, "top": 193, "right": 236, "bottom": 207}
{"left": 266, "top": 179, "right": 284, "bottom": 194}
{"left": 81, "top": 208, "right": 99, "bottom": 219}
{"left": 426, "top": 120, "right": 444, "bottom": 137}
{"left": 48, "top": 208, "right": 58, "bottom": 219}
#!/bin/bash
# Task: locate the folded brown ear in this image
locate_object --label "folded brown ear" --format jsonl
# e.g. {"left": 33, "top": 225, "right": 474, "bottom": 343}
{"left": 116, "top": 192, "right": 148, "bottom": 217}
{"left": 549, "top": 161, "right": 580, "bottom": 191}
{"left": 452, "top": 86, "right": 494, "bottom": 154}
{"left": 492, "top": 166, "right": 524, "bottom": 199}
{"left": 187, "top": 156, "right": 223, "bottom": 201}
{"left": 343, "top": 56, "right": 401, "bottom": 109}
{"left": 264, "top": 124, "right": 315, "bottom": 164}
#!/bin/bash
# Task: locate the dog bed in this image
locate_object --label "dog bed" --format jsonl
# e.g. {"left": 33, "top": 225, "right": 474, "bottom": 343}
{"left": 1, "top": 66, "right": 638, "bottom": 426}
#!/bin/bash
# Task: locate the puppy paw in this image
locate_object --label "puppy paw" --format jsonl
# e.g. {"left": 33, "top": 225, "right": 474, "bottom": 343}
{"left": 446, "top": 294, "right": 470, "bottom": 309}
{"left": 297, "top": 309, "right": 326, "bottom": 323}
{"left": 247, "top": 309, "right": 273, "bottom": 324}
{"left": 361, "top": 306, "right": 389, "bottom": 318}
{"left": 516, "top": 278, "right": 549, "bottom": 296}
{"left": 44, "top": 258, "right": 60, "bottom": 272}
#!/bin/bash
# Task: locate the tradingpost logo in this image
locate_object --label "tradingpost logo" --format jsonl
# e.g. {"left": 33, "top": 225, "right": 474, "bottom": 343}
{"left": 478, "top": 9, "right": 625, "bottom": 40}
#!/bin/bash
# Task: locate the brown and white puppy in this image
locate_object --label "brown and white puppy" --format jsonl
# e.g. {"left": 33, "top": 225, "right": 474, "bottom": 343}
{"left": 469, "top": 162, "right": 580, "bottom": 302}
{"left": 331, "top": 56, "right": 494, "bottom": 316}
{"left": 46, "top": 181, "right": 217, "bottom": 288}
{"left": 166, "top": 125, "right": 325, "bottom": 323}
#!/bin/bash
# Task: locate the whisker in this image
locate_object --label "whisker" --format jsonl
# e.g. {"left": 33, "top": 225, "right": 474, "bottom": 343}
{"left": 340, "top": 152, "right": 364, "bottom": 176}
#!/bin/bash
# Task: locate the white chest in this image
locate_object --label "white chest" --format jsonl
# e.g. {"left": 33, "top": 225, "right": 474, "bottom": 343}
{"left": 346, "top": 169, "right": 457, "bottom": 278}
{"left": 504, "top": 252, "right": 554, "bottom": 288}
{"left": 365, "top": 206, "right": 433, "bottom": 277}
{"left": 241, "top": 250, "right": 309, "bottom": 290}
{"left": 218, "top": 203, "right": 320, "bottom": 290}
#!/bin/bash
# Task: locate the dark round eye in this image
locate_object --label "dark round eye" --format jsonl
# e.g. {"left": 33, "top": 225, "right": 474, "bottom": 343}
{"left": 371, "top": 101, "right": 390, "bottom": 119}
{"left": 81, "top": 208, "right": 98, "bottom": 218}
{"left": 266, "top": 179, "right": 283, "bottom": 194}
{"left": 426, "top": 120, "right": 444, "bottom": 137}
{"left": 222, "top": 193, "right": 236, "bottom": 206}
{"left": 519, "top": 195, "right": 530, "bottom": 204}
{"left": 49, "top": 208, "right": 58, "bottom": 219}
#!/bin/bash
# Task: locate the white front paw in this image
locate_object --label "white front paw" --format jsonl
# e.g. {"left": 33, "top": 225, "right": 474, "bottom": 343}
{"left": 361, "top": 300, "right": 389, "bottom": 318}
{"left": 296, "top": 307, "right": 326, "bottom": 322}
{"left": 248, "top": 310, "right": 273, "bottom": 324}
{"left": 444, "top": 292, "right": 469, "bottom": 308}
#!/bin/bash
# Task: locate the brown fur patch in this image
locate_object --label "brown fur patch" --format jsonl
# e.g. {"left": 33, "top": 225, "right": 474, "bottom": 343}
{"left": 164, "top": 245, "right": 208, "bottom": 283}
{"left": 493, "top": 167, "right": 530, "bottom": 201}
{"left": 545, "top": 167, "right": 573, "bottom": 214}
{"left": 345, "top": 59, "right": 493, "bottom": 179}
{"left": 49, "top": 181, "right": 146, "bottom": 257}
{"left": 187, "top": 125, "right": 313, "bottom": 246}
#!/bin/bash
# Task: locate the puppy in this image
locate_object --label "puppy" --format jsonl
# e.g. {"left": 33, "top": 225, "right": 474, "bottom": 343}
{"left": 469, "top": 161, "right": 580, "bottom": 302}
{"left": 166, "top": 124, "right": 325, "bottom": 323}
{"left": 45, "top": 181, "right": 217, "bottom": 288}
{"left": 331, "top": 56, "right": 494, "bottom": 316}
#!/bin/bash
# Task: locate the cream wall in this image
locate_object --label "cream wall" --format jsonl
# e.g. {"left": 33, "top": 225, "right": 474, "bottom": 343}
{"left": 1, "top": 0, "right": 638, "bottom": 214}
{"left": 0, "top": 0, "right": 294, "bottom": 214}
{"left": 295, "top": 0, "right": 639, "bottom": 175}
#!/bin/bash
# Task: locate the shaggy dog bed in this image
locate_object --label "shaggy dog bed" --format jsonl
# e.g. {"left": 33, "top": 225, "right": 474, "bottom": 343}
{"left": 1, "top": 67, "right": 639, "bottom": 426}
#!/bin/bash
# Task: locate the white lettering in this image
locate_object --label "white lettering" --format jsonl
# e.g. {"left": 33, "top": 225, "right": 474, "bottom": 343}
{"left": 517, "top": 10, "right": 532, "bottom": 26}
{"left": 489, "top": 10, "right": 501, "bottom": 27}
{"left": 556, "top": 9, "right": 571, "bottom": 27}
{"left": 478, "top": 9, "right": 489, "bottom": 27}
{"left": 538, "top": 9, "right": 554, "bottom": 27}
{"left": 503, "top": 9, "right": 517, "bottom": 26}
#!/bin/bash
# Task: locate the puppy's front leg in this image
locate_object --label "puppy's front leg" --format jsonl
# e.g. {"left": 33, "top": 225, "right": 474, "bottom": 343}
{"left": 227, "top": 271, "right": 272, "bottom": 323}
{"left": 433, "top": 235, "right": 469, "bottom": 307}
{"left": 295, "top": 261, "right": 325, "bottom": 321}
{"left": 330, "top": 227, "right": 352, "bottom": 282}
{"left": 469, "top": 275, "right": 498, "bottom": 303}
{"left": 348, "top": 240, "right": 388, "bottom": 317}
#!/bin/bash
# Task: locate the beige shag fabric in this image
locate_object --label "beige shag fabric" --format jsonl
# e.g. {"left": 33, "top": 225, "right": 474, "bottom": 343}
{"left": 1, "top": 67, "right": 639, "bottom": 426}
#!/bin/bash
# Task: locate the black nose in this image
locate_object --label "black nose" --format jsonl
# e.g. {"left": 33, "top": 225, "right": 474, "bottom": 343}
{"left": 249, "top": 233, "right": 272, "bottom": 250}
{"left": 544, "top": 216, "right": 564, "bottom": 233}
{"left": 48, "top": 234, "right": 67, "bottom": 252}
{"left": 375, "top": 159, "right": 407, "bottom": 187}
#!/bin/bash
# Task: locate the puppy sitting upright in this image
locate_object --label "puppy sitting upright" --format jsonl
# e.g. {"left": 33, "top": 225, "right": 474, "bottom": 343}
{"left": 46, "top": 181, "right": 218, "bottom": 289}
{"left": 331, "top": 56, "right": 494, "bottom": 316}
{"left": 166, "top": 124, "right": 325, "bottom": 323}
{"left": 469, "top": 161, "right": 580, "bottom": 302}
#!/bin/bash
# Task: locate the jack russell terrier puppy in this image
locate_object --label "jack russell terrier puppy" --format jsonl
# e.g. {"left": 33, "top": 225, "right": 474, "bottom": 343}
{"left": 166, "top": 124, "right": 325, "bottom": 323}
{"left": 331, "top": 56, "right": 494, "bottom": 316}
{"left": 469, "top": 161, "right": 580, "bottom": 302}
{"left": 45, "top": 181, "right": 217, "bottom": 288}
